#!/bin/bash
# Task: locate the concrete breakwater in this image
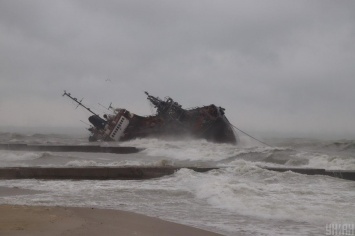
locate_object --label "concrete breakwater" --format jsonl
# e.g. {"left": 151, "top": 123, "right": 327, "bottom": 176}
{"left": 0, "top": 167, "right": 354, "bottom": 181}
{"left": 0, "top": 143, "right": 142, "bottom": 154}
{"left": 0, "top": 167, "right": 216, "bottom": 180}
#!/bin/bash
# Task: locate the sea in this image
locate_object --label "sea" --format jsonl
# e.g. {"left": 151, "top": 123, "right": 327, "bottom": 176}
{"left": 0, "top": 132, "right": 354, "bottom": 236}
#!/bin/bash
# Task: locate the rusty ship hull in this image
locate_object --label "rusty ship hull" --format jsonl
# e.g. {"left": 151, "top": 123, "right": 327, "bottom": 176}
{"left": 64, "top": 91, "right": 237, "bottom": 145}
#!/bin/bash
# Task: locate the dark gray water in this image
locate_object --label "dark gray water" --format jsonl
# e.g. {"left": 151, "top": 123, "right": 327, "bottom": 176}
{"left": 0, "top": 132, "right": 354, "bottom": 235}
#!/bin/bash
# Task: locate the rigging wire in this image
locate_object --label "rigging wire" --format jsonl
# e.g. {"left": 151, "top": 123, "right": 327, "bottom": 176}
{"left": 229, "top": 122, "right": 273, "bottom": 147}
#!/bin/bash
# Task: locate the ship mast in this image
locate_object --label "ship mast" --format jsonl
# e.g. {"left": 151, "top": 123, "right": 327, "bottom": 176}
{"left": 62, "top": 90, "right": 100, "bottom": 117}
{"left": 144, "top": 91, "right": 184, "bottom": 119}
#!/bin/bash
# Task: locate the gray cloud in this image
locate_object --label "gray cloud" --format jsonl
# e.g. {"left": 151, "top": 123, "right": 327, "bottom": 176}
{"left": 1, "top": 0, "right": 355, "bottom": 138}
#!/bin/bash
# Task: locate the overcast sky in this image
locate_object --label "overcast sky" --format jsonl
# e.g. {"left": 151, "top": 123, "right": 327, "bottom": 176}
{"left": 1, "top": 0, "right": 354, "bottom": 138}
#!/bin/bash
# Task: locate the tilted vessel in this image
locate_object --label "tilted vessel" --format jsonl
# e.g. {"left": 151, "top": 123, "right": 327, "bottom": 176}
{"left": 63, "top": 91, "right": 237, "bottom": 144}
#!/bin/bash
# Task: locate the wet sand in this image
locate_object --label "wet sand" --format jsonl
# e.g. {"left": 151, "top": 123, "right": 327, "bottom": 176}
{"left": 0, "top": 204, "right": 223, "bottom": 236}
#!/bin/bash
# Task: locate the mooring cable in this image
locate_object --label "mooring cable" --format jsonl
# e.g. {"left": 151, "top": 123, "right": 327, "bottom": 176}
{"left": 229, "top": 122, "right": 273, "bottom": 147}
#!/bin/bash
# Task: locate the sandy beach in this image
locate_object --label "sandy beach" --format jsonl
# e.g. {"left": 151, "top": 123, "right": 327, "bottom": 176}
{"left": 0, "top": 204, "right": 223, "bottom": 236}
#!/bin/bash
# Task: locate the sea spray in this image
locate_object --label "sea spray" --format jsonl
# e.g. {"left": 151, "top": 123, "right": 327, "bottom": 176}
{"left": 0, "top": 133, "right": 354, "bottom": 235}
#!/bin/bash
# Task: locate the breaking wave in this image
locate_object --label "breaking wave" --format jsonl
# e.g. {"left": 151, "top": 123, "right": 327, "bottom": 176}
{"left": 125, "top": 138, "right": 259, "bottom": 162}
{"left": 0, "top": 151, "right": 53, "bottom": 162}
{"left": 0, "top": 151, "right": 59, "bottom": 167}
{"left": 171, "top": 166, "right": 355, "bottom": 224}
{"left": 65, "top": 160, "right": 101, "bottom": 167}
{"left": 64, "top": 159, "right": 175, "bottom": 167}
{"left": 0, "top": 132, "right": 87, "bottom": 145}
{"left": 0, "top": 134, "right": 354, "bottom": 236}
{"left": 122, "top": 138, "right": 355, "bottom": 170}
{"left": 322, "top": 140, "right": 355, "bottom": 152}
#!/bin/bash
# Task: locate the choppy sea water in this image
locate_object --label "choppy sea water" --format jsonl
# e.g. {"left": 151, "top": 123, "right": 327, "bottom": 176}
{"left": 0, "top": 132, "right": 354, "bottom": 235}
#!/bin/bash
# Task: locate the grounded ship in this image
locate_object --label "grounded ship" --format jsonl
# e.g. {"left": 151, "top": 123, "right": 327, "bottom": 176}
{"left": 63, "top": 91, "right": 237, "bottom": 144}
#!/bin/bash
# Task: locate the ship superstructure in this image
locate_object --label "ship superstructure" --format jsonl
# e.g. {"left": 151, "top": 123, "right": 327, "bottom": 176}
{"left": 63, "top": 91, "right": 237, "bottom": 144}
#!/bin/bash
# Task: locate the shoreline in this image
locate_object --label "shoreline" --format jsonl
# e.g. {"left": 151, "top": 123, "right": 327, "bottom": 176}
{"left": 0, "top": 204, "right": 224, "bottom": 236}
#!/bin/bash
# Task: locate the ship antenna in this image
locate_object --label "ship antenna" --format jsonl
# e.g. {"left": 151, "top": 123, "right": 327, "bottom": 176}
{"left": 80, "top": 120, "right": 91, "bottom": 127}
{"left": 98, "top": 103, "right": 110, "bottom": 111}
{"left": 76, "top": 98, "right": 84, "bottom": 109}
{"left": 62, "top": 90, "right": 100, "bottom": 117}
{"left": 98, "top": 102, "right": 114, "bottom": 111}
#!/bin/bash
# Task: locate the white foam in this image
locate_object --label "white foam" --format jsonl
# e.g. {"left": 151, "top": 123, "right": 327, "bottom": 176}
{"left": 65, "top": 160, "right": 100, "bottom": 167}
{"left": 64, "top": 159, "right": 168, "bottom": 167}
{"left": 170, "top": 166, "right": 355, "bottom": 224}
{"left": 1, "top": 166, "right": 354, "bottom": 236}
{"left": 124, "top": 138, "right": 249, "bottom": 161}
{"left": 292, "top": 152, "right": 355, "bottom": 170}
{"left": 1, "top": 136, "right": 355, "bottom": 235}
{"left": 0, "top": 151, "right": 42, "bottom": 162}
